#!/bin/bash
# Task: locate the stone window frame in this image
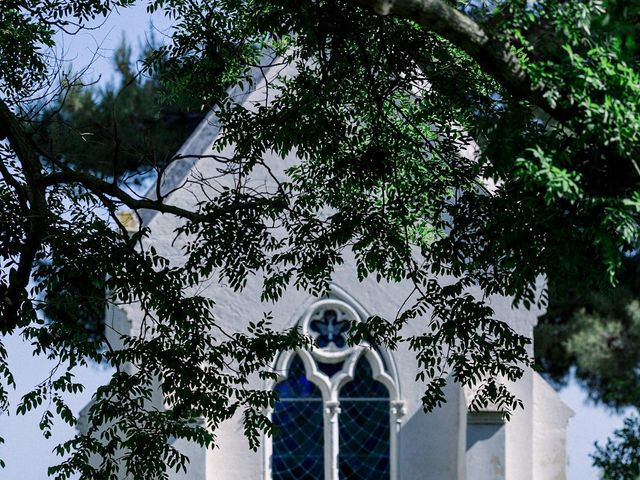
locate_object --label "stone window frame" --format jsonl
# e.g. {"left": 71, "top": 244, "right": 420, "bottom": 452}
{"left": 263, "top": 294, "right": 406, "bottom": 480}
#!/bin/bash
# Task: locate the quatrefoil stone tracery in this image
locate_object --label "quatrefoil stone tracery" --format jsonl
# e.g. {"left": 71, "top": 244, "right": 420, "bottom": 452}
{"left": 310, "top": 308, "right": 350, "bottom": 349}
{"left": 302, "top": 300, "right": 361, "bottom": 361}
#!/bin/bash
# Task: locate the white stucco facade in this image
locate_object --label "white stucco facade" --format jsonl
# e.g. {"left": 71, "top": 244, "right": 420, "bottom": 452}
{"left": 96, "top": 63, "right": 573, "bottom": 479}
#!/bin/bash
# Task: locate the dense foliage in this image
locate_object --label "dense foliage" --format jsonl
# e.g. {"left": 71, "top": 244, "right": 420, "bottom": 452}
{"left": 2, "top": 1, "right": 640, "bottom": 478}
{"left": 32, "top": 40, "right": 204, "bottom": 180}
{"left": 537, "top": 253, "right": 640, "bottom": 409}
{"left": 592, "top": 416, "right": 640, "bottom": 480}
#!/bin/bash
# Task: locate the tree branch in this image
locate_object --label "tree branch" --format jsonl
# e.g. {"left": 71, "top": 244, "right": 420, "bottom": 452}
{"left": 0, "top": 99, "right": 47, "bottom": 333}
{"left": 355, "top": 0, "right": 573, "bottom": 122}
{"left": 0, "top": 97, "right": 279, "bottom": 331}
{"left": 41, "top": 170, "right": 275, "bottom": 223}
{"left": 0, "top": 151, "right": 29, "bottom": 211}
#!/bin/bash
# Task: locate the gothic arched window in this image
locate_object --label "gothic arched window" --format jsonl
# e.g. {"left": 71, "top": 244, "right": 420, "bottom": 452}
{"left": 338, "top": 357, "right": 390, "bottom": 479}
{"left": 269, "top": 296, "right": 403, "bottom": 480}
{"left": 272, "top": 355, "right": 324, "bottom": 479}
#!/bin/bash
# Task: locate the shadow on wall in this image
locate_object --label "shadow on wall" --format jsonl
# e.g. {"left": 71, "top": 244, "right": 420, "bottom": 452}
{"left": 398, "top": 379, "right": 464, "bottom": 480}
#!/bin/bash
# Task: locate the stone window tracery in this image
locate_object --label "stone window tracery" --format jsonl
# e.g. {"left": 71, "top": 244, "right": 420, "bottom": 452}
{"left": 267, "top": 296, "right": 404, "bottom": 480}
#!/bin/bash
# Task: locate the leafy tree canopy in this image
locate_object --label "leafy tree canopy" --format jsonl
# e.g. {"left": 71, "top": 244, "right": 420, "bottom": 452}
{"left": 1, "top": 0, "right": 640, "bottom": 478}
{"left": 592, "top": 415, "right": 640, "bottom": 480}
{"left": 537, "top": 252, "right": 640, "bottom": 410}
{"left": 32, "top": 38, "right": 205, "bottom": 180}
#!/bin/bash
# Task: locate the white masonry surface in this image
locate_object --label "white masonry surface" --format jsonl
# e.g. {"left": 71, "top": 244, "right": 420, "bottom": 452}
{"left": 95, "top": 63, "right": 573, "bottom": 480}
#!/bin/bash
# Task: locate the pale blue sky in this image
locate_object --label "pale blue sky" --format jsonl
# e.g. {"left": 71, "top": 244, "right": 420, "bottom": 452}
{"left": 0, "top": 3, "right": 630, "bottom": 478}
{"left": 0, "top": 333, "right": 114, "bottom": 478}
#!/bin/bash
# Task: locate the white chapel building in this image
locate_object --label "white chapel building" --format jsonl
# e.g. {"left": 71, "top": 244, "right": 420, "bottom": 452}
{"left": 98, "top": 64, "right": 573, "bottom": 480}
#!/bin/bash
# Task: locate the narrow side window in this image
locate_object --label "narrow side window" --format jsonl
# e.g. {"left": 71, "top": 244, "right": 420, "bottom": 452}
{"left": 338, "top": 356, "right": 390, "bottom": 479}
{"left": 272, "top": 355, "right": 324, "bottom": 479}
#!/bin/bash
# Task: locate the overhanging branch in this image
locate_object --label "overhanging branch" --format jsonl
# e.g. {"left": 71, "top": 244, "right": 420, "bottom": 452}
{"left": 0, "top": 99, "right": 47, "bottom": 332}
{"left": 354, "top": 0, "right": 573, "bottom": 123}
{"left": 41, "top": 170, "right": 274, "bottom": 223}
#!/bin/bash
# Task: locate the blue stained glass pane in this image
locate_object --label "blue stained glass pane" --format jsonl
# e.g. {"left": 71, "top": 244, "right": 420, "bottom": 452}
{"left": 317, "top": 361, "right": 344, "bottom": 378}
{"left": 276, "top": 356, "right": 322, "bottom": 399}
{"left": 272, "top": 355, "right": 324, "bottom": 480}
{"left": 340, "top": 356, "right": 389, "bottom": 399}
{"left": 339, "top": 357, "right": 390, "bottom": 479}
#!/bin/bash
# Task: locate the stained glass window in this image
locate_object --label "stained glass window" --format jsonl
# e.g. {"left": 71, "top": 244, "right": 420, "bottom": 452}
{"left": 317, "top": 360, "right": 344, "bottom": 378}
{"left": 310, "top": 308, "right": 350, "bottom": 349}
{"left": 272, "top": 355, "right": 324, "bottom": 479}
{"left": 338, "top": 356, "right": 390, "bottom": 479}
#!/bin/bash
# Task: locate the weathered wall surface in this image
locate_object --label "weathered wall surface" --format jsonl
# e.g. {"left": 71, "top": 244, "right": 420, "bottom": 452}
{"left": 532, "top": 372, "right": 574, "bottom": 480}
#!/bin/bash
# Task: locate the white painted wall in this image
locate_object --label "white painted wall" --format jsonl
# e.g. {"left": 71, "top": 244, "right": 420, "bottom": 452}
{"left": 107, "top": 65, "right": 573, "bottom": 480}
